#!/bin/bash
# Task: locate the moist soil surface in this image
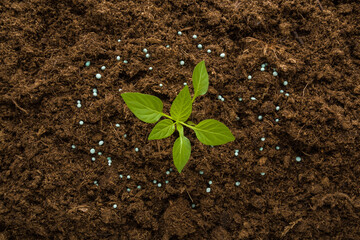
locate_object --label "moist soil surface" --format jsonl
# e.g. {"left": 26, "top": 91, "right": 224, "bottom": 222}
{"left": 1, "top": 0, "right": 360, "bottom": 239}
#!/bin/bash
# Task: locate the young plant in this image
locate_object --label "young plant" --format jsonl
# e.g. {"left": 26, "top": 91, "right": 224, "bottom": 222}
{"left": 121, "top": 61, "right": 235, "bottom": 173}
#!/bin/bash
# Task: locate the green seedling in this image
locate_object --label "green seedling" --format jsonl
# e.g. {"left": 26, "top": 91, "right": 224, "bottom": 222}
{"left": 121, "top": 61, "right": 235, "bottom": 173}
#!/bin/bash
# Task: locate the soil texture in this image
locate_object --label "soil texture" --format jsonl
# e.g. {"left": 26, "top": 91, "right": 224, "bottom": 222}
{"left": 1, "top": 0, "right": 360, "bottom": 239}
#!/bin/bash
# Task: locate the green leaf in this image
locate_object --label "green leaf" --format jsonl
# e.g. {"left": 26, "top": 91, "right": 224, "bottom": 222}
{"left": 192, "top": 61, "right": 209, "bottom": 101}
{"left": 186, "top": 121, "right": 196, "bottom": 126}
{"left": 121, "top": 92, "right": 163, "bottom": 123}
{"left": 193, "top": 119, "right": 235, "bottom": 146}
{"left": 173, "top": 135, "right": 191, "bottom": 173}
{"left": 170, "top": 85, "right": 192, "bottom": 122}
{"left": 148, "top": 119, "right": 175, "bottom": 140}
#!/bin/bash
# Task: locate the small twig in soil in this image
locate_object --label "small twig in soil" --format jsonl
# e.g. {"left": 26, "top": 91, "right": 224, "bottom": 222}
{"left": 186, "top": 189, "right": 194, "bottom": 203}
{"left": 291, "top": 31, "right": 304, "bottom": 45}
{"left": 301, "top": 151, "right": 312, "bottom": 157}
{"left": 302, "top": 81, "right": 311, "bottom": 97}
{"left": 316, "top": 0, "right": 324, "bottom": 11}
{"left": 281, "top": 218, "right": 303, "bottom": 237}
{"left": 180, "top": 26, "right": 193, "bottom": 31}
{"left": 11, "top": 99, "right": 29, "bottom": 115}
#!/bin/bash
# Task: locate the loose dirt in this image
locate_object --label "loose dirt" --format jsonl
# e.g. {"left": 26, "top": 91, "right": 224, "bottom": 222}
{"left": 1, "top": 0, "right": 360, "bottom": 239}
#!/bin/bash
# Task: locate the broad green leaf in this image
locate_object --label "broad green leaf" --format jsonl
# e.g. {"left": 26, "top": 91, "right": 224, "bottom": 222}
{"left": 192, "top": 61, "right": 209, "bottom": 101}
{"left": 121, "top": 92, "right": 163, "bottom": 123}
{"left": 173, "top": 135, "right": 191, "bottom": 173}
{"left": 193, "top": 119, "right": 235, "bottom": 146}
{"left": 170, "top": 86, "right": 192, "bottom": 122}
{"left": 148, "top": 119, "right": 175, "bottom": 140}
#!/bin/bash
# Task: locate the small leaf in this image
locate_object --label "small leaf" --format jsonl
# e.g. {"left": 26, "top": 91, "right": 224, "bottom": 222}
{"left": 121, "top": 92, "right": 163, "bottom": 123}
{"left": 173, "top": 135, "right": 191, "bottom": 173}
{"left": 192, "top": 61, "right": 209, "bottom": 101}
{"left": 186, "top": 121, "right": 196, "bottom": 126}
{"left": 170, "top": 86, "right": 192, "bottom": 122}
{"left": 193, "top": 119, "right": 235, "bottom": 145}
{"left": 148, "top": 119, "right": 175, "bottom": 140}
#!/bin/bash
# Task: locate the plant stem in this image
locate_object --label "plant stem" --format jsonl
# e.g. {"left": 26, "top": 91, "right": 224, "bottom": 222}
{"left": 191, "top": 96, "right": 196, "bottom": 104}
{"left": 180, "top": 121, "right": 195, "bottom": 130}
{"left": 161, "top": 112, "right": 195, "bottom": 130}
{"left": 160, "top": 112, "right": 175, "bottom": 121}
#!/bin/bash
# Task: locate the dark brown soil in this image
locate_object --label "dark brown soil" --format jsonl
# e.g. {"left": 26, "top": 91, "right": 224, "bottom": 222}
{"left": 1, "top": 0, "right": 360, "bottom": 239}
